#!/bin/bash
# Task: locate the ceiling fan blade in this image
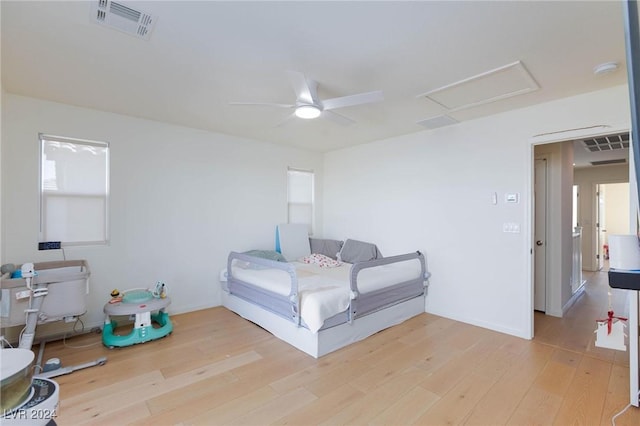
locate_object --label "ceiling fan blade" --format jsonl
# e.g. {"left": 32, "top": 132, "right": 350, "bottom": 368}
{"left": 275, "top": 113, "right": 297, "bottom": 127}
{"left": 322, "top": 110, "right": 355, "bottom": 126}
{"left": 322, "top": 90, "right": 384, "bottom": 111}
{"left": 229, "top": 102, "right": 294, "bottom": 108}
{"left": 286, "top": 70, "right": 318, "bottom": 104}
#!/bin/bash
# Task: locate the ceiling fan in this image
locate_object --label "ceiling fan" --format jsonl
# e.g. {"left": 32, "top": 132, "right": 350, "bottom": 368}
{"left": 230, "top": 71, "right": 384, "bottom": 126}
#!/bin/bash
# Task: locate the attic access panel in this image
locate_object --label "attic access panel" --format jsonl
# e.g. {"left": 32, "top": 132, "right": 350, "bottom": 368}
{"left": 417, "top": 61, "right": 539, "bottom": 111}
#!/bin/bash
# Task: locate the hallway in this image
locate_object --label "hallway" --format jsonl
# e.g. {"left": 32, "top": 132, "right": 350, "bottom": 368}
{"left": 534, "top": 268, "right": 631, "bottom": 366}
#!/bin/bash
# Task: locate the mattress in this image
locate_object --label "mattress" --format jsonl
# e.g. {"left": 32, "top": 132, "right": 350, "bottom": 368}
{"left": 230, "top": 258, "right": 422, "bottom": 333}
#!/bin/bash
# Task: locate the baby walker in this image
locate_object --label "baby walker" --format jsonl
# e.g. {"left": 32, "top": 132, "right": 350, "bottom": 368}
{"left": 102, "top": 282, "right": 173, "bottom": 348}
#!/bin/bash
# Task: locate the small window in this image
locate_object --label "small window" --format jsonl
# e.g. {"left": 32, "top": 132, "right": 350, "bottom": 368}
{"left": 39, "top": 134, "right": 110, "bottom": 246}
{"left": 287, "top": 168, "right": 314, "bottom": 234}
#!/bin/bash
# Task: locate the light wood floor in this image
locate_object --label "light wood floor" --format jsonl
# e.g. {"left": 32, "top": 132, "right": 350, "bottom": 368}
{"left": 42, "top": 270, "right": 639, "bottom": 425}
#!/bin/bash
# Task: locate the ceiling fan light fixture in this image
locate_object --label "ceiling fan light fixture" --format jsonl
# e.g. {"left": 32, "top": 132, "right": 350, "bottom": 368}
{"left": 295, "top": 105, "right": 321, "bottom": 119}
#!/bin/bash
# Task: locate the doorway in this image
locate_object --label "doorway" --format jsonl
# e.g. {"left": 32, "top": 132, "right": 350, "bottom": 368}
{"left": 532, "top": 141, "right": 573, "bottom": 318}
{"left": 597, "top": 182, "right": 631, "bottom": 271}
{"left": 576, "top": 178, "right": 630, "bottom": 273}
{"left": 597, "top": 184, "right": 606, "bottom": 270}
{"left": 532, "top": 133, "right": 630, "bottom": 326}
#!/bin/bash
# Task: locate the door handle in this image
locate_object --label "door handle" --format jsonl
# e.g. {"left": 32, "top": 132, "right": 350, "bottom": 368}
{"left": 536, "top": 241, "right": 543, "bottom": 246}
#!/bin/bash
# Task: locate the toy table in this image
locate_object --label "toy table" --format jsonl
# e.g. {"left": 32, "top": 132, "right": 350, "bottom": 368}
{"left": 102, "top": 293, "right": 172, "bottom": 348}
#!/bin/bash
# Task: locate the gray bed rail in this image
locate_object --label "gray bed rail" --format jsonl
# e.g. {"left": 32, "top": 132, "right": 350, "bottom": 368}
{"left": 226, "top": 250, "right": 429, "bottom": 330}
{"left": 227, "top": 251, "right": 301, "bottom": 324}
{"left": 348, "top": 251, "right": 428, "bottom": 323}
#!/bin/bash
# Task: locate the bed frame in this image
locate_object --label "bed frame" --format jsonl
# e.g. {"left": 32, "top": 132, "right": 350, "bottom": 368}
{"left": 221, "top": 251, "right": 430, "bottom": 357}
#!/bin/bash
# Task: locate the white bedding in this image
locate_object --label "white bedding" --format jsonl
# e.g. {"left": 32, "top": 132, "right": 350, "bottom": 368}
{"left": 230, "top": 259, "right": 421, "bottom": 333}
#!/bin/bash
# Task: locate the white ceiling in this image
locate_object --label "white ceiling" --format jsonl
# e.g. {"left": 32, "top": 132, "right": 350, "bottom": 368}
{"left": 1, "top": 1, "right": 631, "bottom": 154}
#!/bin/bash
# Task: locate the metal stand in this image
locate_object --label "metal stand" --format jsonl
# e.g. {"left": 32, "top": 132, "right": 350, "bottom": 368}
{"left": 620, "top": 0, "right": 640, "bottom": 408}
{"left": 18, "top": 263, "right": 107, "bottom": 379}
{"left": 608, "top": 268, "right": 640, "bottom": 407}
{"left": 34, "top": 339, "right": 107, "bottom": 379}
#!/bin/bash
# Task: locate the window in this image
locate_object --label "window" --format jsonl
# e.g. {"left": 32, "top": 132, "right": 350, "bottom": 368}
{"left": 287, "top": 168, "right": 314, "bottom": 234}
{"left": 39, "top": 134, "right": 110, "bottom": 246}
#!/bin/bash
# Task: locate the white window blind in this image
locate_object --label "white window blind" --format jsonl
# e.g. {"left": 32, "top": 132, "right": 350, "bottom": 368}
{"left": 287, "top": 168, "right": 314, "bottom": 234}
{"left": 40, "top": 134, "right": 110, "bottom": 246}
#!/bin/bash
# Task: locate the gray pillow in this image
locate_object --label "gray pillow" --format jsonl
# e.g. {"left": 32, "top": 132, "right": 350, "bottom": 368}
{"left": 338, "top": 239, "right": 383, "bottom": 263}
{"left": 243, "top": 250, "right": 287, "bottom": 262}
{"left": 309, "top": 238, "right": 344, "bottom": 260}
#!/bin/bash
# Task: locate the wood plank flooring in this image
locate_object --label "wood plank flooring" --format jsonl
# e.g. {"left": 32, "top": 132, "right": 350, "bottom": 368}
{"left": 40, "top": 270, "right": 639, "bottom": 425}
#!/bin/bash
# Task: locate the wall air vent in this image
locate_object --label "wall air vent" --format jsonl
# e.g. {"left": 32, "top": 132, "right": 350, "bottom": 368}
{"left": 582, "top": 132, "right": 629, "bottom": 152}
{"left": 91, "top": 0, "right": 157, "bottom": 40}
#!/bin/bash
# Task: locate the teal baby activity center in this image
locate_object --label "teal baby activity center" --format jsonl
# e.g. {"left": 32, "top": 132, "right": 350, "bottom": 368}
{"left": 102, "top": 282, "right": 173, "bottom": 348}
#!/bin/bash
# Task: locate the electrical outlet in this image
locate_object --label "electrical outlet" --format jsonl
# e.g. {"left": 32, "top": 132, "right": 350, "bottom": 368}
{"left": 502, "top": 222, "right": 521, "bottom": 233}
{"left": 38, "top": 241, "right": 61, "bottom": 250}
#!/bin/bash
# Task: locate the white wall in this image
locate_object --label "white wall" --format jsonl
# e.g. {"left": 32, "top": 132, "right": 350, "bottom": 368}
{"left": 1, "top": 94, "right": 323, "bottom": 333}
{"left": 324, "top": 84, "right": 631, "bottom": 339}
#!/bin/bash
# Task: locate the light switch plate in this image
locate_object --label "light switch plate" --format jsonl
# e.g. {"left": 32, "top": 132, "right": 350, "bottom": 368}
{"left": 505, "top": 193, "right": 520, "bottom": 203}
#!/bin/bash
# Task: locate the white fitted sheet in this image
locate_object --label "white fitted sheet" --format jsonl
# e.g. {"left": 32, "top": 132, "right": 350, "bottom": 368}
{"left": 230, "top": 259, "right": 421, "bottom": 333}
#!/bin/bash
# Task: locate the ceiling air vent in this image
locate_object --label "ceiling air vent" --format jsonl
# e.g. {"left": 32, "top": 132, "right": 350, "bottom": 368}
{"left": 590, "top": 159, "right": 627, "bottom": 166}
{"left": 91, "top": 0, "right": 157, "bottom": 40}
{"left": 582, "top": 132, "right": 629, "bottom": 152}
{"left": 417, "top": 115, "right": 458, "bottom": 130}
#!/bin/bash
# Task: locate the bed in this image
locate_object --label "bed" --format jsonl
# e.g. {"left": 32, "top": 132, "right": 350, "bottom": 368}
{"left": 221, "top": 228, "right": 430, "bottom": 357}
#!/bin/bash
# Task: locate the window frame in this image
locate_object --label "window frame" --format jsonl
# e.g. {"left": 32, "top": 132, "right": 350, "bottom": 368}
{"left": 39, "top": 133, "right": 110, "bottom": 247}
{"left": 286, "top": 167, "right": 315, "bottom": 235}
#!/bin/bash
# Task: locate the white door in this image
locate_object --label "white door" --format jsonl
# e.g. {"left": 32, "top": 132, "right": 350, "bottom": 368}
{"left": 534, "top": 158, "right": 547, "bottom": 312}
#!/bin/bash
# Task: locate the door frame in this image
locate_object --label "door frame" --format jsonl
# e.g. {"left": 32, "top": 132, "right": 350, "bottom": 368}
{"left": 595, "top": 183, "right": 605, "bottom": 270}
{"left": 528, "top": 124, "right": 629, "bottom": 338}
{"left": 534, "top": 157, "right": 548, "bottom": 312}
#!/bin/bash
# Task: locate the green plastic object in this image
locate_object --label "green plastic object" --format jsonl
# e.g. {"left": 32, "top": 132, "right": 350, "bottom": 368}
{"left": 122, "top": 289, "right": 153, "bottom": 304}
{"left": 102, "top": 311, "right": 172, "bottom": 348}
